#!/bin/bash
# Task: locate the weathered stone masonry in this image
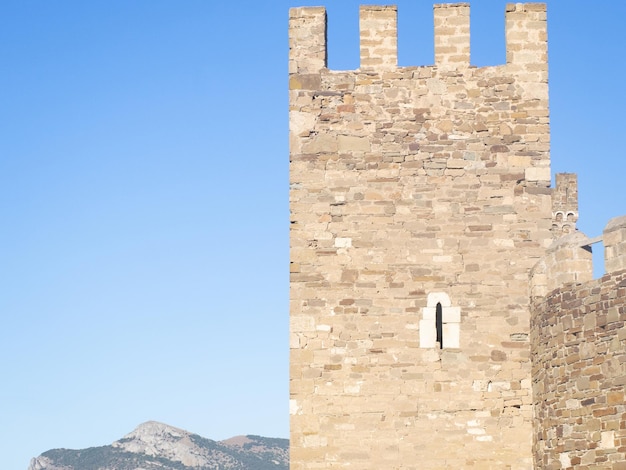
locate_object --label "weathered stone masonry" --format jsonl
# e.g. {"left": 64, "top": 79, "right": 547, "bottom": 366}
{"left": 289, "top": 3, "right": 625, "bottom": 470}
{"left": 531, "top": 217, "right": 626, "bottom": 470}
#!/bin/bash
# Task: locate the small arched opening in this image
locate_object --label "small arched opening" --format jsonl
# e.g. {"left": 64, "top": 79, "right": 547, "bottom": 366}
{"left": 419, "top": 293, "right": 461, "bottom": 349}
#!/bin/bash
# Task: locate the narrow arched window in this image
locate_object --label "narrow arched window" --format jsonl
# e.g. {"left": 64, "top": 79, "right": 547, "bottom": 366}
{"left": 436, "top": 302, "right": 443, "bottom": 349}
{"left": 420, "top": 293, "right": 461, "bottom": 349}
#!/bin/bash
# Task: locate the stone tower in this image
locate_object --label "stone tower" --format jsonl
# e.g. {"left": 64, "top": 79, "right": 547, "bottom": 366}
{"left": 289, "top": 3, "right": 550, "bottom": 468}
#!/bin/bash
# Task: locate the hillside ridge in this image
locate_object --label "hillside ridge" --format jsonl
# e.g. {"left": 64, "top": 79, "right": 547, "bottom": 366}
{"left": 28, "top": 421, "right": 288, "bottom": 470}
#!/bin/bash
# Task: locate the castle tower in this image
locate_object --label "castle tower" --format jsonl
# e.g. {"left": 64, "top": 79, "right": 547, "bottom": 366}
{"left": 289, "top": 4, "right": 550, "bottom": 468}
{"left": 552, "top": 173, "right": 579, "bottom": 236}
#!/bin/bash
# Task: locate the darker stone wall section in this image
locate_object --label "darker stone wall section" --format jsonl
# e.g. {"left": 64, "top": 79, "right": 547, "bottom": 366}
{"left": 531, "top": 270, "right": 626, "bottom": 469}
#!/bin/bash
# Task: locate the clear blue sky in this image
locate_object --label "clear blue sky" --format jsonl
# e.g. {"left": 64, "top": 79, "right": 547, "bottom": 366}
{"left": 1, "top": 1, "right": 624, "bottom": 468}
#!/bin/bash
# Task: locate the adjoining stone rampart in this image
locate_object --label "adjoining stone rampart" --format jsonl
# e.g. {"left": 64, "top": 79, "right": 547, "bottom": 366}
{"left": 531, "top": 217, "right": 626, "bottom": 469}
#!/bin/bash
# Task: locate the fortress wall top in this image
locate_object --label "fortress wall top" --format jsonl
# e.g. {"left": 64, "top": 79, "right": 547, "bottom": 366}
{"left": 505, "top": 4, "right": 548, "bottom": 67}
{"left": 288, "top": 7, "right": 326, "bottom": 75}
{"left": 531, "top": 215, "right": 626, "bottom": 298}
{"left": 434, "top": 3, "right": 470, "bottom": 69}
{"left": 289, "top": 3, "right": 547, "bottom": 73}
{"left": 359, "top": 6, "right": 398, "bottom": 70}
{"left": 529, "top": 233, "right": 593, "bottom": 298}
{"left": 604, "top": 215, "right": 626, "bottom": 273}
{"left": 505, "top": 3, "right": 548, "bottom": 101}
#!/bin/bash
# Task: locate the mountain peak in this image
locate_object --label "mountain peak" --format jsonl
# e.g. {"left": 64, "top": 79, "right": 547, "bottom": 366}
{"left": 29, "top": 422, "right": 288, "bottom": 470}
{"left": 220, "top": 435, "right": 254, "bottom": 447}
{"left": 121, "top": 421, "right": 187, "bottom": 442}
{"left": 113, "top": 421, "right": 201, "bottom": 466}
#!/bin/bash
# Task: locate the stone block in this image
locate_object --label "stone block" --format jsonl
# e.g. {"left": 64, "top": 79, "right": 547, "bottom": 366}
{"left": 419, "top": 319, "right": 436, "bottom": 349}
{"left": 422, "top": 307, "right": 436, "bottom": 321}
{"left": 442, "top": 306, "right": 461, "bottom": 323}
{"left": 443, "top": 323, "right": 460, "bottom": 349}
{"left": 525, "top": 166, "right": 551, "bottom": 182}
{"left": 301, "top": 134, "right": 337, "bottom": 154}
{"left": 334, "top": 237, "right": 352, "bottom": 248}
{"left": 338, "top": 135, "right": 371, "bottom": 152}
{"left": 602, "top": 431, "right": 616, "bottom": 449}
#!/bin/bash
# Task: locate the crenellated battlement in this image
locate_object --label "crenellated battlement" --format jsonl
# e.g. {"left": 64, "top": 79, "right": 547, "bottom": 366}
{"left": 504, "top": 3, "right": 548, "bottom": 71}
{"left": 289, "top": 3, "right": 547, "bottom": 73}
{"left": 433, "top": 3, "right": 470, "bottom": 69}
{"left": 288, "top": 7, "right": 326, "bottom": 75}
{"left": 359, "top": 5, "right": 398, "bottom": 70}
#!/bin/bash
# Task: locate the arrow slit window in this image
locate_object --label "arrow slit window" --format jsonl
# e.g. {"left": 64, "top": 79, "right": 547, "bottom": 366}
{"left": 419, "top": 293, "right": 460, "bottom": 349}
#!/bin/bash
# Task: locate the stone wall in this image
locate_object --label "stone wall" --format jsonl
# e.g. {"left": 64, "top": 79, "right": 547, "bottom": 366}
{"left": 531, "top": 217, "right": 626, "bottom": 469}
{"left": 552, "top": 173, "right": 578, "bottom": 236}
{"left": 289, "top": 4, "right": 550, "bottom": 469}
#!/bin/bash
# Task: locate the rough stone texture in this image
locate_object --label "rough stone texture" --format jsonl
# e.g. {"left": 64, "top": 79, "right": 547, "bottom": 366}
{"left": 434, "top": 3, "right": 470, "bottom": 69}
{"left": 529, "top": 216, "right": 626, "bottom": 469}
{"left": 289, "top": 4, "right": 626, "bottom": 470}
{"left": 530, "top": 232, "right": 593, "bottom": 297}
{"left": 531, "top": 267, "right": 626, "bottom": 470}
{"left": 604, "top": 216, "right": 626, "bottom": 274}
{"left": 552, "top": 173, "right": 579, "bottom": 236}
{"left": 290, "top": 3, "right": 549, "bottom": 469}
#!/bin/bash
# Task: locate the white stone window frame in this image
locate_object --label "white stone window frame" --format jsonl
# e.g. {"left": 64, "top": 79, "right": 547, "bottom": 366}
{"left": 419, "top": 292, "right": 460, "bottom": 349}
